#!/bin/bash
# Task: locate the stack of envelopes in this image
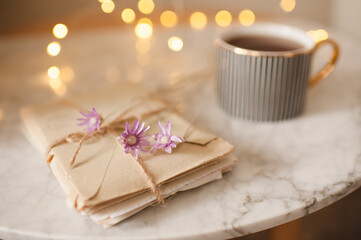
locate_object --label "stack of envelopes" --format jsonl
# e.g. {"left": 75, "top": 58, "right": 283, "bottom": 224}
{"left": 20, "top": 82, "right": 237, "bottom": 228}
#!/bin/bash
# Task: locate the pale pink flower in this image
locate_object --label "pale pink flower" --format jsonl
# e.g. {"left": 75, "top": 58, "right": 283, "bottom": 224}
{"left": 77, "top": 108, "right": 102, "bottom": 134}
{"left": 151, "top": 121, "right": 184, "bottom": 154}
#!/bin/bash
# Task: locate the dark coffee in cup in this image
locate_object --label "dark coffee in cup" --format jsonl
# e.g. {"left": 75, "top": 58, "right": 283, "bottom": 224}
{"left": 226, "top": 35, "right": 304, "bottom": 52}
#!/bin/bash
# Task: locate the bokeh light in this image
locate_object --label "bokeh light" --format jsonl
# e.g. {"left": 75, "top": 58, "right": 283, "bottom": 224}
{"left": 48, "top": 76, "right": 67, "bottom": 96}
{"left": 121, "top": 8, "right": 136, "bottom": 23}
{"left": 136, "top": 39, "right": 151, "bottom": 54}
{"left": 54, "top": 84, "right": 67, "bottom": 96}
{"left": 138, "top": 17, "right": 153, "bottom": 27}
{"left": 239, "top": 9, "right": 255, "bottom": 26}
{"left": 0, "top": 108, "right": 3, "bottom": 121}
{"left": 101, "top": 0, "right": 115, "bottom": 13}
{"left": 135, "top": 19, "right": 153, "bottom": 39}
{"left": 215, "top": 10, "right": 232, "bottom": 27}
{"left": 48, "top": 66, "right": 60, "bottom": 79}
{"left": 47, "top": 41, "right": 61, "bottom": 56}
{"left": 168, "top": 36, "right": 183, "bottom": 52}
{"left": 190, "top": 12, "right": 207, "bottom": 30}
{"left": 280, "top": 0, "right": 296, "bottom": 13}
{"left": 307, "top": 29, "right": 328, "bottom": 42}
{"left": 138, "top": 0, "right": 154, "bottom": 15}
{"left": 160, "top": 10, "right": 178, "bottom": 28}
{"left": 53, "top": 24, "right": 68, "bottom": 39}
{"left": 49, "top": 78, "right": 62, "bottom": 89}
{"left": 60, "top": 67, "right": 74, "bottom": 82}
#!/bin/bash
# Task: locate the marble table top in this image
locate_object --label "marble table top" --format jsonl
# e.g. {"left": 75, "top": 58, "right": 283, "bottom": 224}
{"left": 0, "top": 19, "right": 361, "bottom": 240}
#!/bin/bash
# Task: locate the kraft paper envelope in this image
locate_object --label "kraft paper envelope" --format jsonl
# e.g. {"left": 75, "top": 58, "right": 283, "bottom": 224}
{"left": 91, "top": 155, "right": 237, "bottom": 227}
{"left": 20, "top": 82, "right": 235, "bottom": 213}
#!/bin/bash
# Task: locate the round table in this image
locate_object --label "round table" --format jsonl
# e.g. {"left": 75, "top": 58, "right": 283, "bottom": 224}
{"left": 0, "top": 20, "right": 361, "bottom": 240}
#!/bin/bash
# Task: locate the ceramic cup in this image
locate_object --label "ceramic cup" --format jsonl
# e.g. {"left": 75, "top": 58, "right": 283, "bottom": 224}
{"left": 215, "top": 23, "right": 339, "bottom": 121}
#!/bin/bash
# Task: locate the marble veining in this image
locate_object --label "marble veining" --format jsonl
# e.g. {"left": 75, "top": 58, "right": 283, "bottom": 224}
{"left": 0, "top": 20, "right": 361, "bottom": 240}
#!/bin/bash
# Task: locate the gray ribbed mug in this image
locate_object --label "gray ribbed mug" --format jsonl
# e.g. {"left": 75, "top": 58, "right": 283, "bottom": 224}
{"left": 216, "top": 23, "right": 339, "bottom": 121}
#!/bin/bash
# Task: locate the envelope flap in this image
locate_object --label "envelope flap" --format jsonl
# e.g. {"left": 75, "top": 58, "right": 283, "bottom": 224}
{"left": 146, "top": 111, "right": 217, "bottom": 145}
{"left": 68, "top": 82, "right": 167, "bottom": 124}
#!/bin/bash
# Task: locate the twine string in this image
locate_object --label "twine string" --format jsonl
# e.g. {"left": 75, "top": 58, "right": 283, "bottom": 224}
{"left": 46, "top": 96, "right": 167, "bottom": 203}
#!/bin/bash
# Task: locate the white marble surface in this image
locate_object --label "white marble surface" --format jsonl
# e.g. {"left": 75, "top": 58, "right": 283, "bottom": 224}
{"left": 0, "top": 20, "right": 361, "bottom": 240}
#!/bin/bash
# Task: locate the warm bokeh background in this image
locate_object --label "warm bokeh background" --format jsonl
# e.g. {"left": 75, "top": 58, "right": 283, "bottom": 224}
{"left": 1, "top": 0, "right": 360, "bottom": 40}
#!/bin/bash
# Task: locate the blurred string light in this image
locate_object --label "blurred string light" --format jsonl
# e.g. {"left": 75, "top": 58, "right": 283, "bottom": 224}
{"left": 54, "top": 84, "right": 67, "bottom": 96}
{"left": 190, "top": 12, "right": 207, "bottom": 30}
{"left": 49, "top": 78, "right": 67, "bottom": 96}
{"left": 138, "top": 0, "right": 154, "bottom": 15}
{"left": 47, "top": 41, "right": 61, "bottom": 56}
{"left": 0, "top": 108, "right": 3, "bottom": 121}
{"left": 160, "top": 10, "right": 178, "bottom": 28}
{"left": 136, "top": 39, "right": 151, "bottom": 54}
{"left": 307, "top": 29, "right": 328, "bottom": 42}
{"left": 239, "top": 9, "right": 255, "bottom": 26}
{"left": 215, "top": 10, "right": 232, "bottom": 27}
{"left": 101, "top": 0, "right": 115, "bottom": 13}
{"left": 60, "top": 67, "right": 74, "bottom": 82}
{"left": 168, "top": 36, "right": 183, "bottom": 52}
{"left": 53, "top": 24, "right": 68, "bottom": 39}
{"left": 135, "top": 18, "right": 153, "bottom": 39}
{"left": 49, "top": 78, "right": 62, "bottom": 89}
{"left": 280, "top": 0, "right": 296, "bottom": 13}
{"left": 121, "top": 8, "right": 136, "bottom": 23}
{"left": 138, "top": 17, "right": 153, "bottom": 27}
{"left": 48, "top": 66, "right": 60, "bottom": 79}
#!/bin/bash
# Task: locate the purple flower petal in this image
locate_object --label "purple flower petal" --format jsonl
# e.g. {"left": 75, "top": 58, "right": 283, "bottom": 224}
{"left": 150, "top": 144, "right": 159, "bottom": 153}
{"left": 125, "top": 122, "right": 130, "bottom": 134}
{"left": 132, "top": 148, "right": 139, "bottom": 159}
{"left": 158, "top": 121, "right": 166, "bottom": 135}
{"left": 124, "top": 147, "right": 130, "bottom": 154}
{"left": 80, "top": 111, "right": 89, "bottom": 117}
{"left": 170, "top": 135, "right": 184, "bottom": 143}
{"left": 131, "top": 118, "right": 139, "bottom": 134}
{"left": 166, "top": 121, "right": 171, "bottom": 136}
{"left": 165, "top": 146, "right": 172, "bottom": 153}
{"left": 136, "top": 122, "right": 145, "bottom": 135}
{"left": 77, "top": 108, "right": 102, "bottom": 134}
{"left": 137, "top": 125, "right": 150, "bottom": 136}
{"left": 77, "top": 121, "right": 89, "bottom": 126}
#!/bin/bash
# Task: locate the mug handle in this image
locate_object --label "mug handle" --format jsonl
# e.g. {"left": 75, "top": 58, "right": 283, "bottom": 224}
{"left": 309, "top": 39, "right": 340, "bottom": 87}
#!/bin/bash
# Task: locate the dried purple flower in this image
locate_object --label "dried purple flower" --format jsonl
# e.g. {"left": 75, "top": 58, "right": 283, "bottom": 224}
{"left": 117, "top": 118, "right": 151, "bottom": 159}
{"left": 151, "top": 121, "right": 184, "bottom": 154}
{"left": 77, "top": 107, "right": 102, "bottom": 134}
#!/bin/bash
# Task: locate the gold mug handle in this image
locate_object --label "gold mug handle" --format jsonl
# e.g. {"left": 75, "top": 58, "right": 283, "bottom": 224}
{"left": 309, "top": 39, "right": 340, "bottom": 87}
